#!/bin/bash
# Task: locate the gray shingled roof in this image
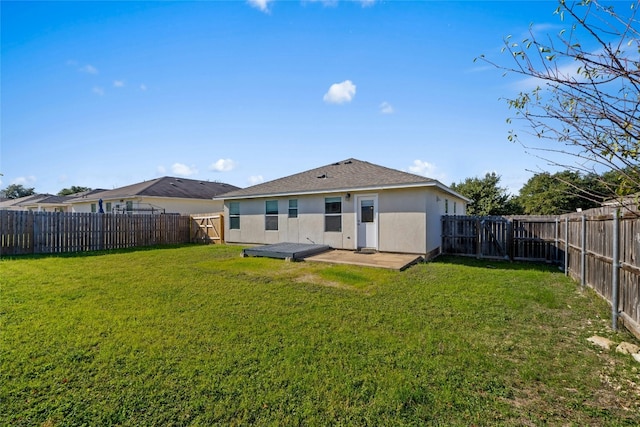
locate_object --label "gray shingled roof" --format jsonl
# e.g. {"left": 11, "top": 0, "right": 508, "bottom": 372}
{"left": 220, "top": 158, "right": 464, "bottom": 199}
{"left": 67, "top": 177, "right": 240, "bottom": 202}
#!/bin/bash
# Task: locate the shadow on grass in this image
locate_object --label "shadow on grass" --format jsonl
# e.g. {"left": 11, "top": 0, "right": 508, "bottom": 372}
{"left": 0, "top": 243, "right": 204, "bottom": 261}
{"left": 432, "top": 254, "right": 564, "bottom": 274}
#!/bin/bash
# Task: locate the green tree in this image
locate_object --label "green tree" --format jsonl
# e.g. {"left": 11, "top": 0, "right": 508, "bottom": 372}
{"left": 478, "top": 0, "right": 639, "bottom": 204}
{"left": 57, "top": 186, "right": 92, "bottom": 196}
{"left": 517, "top": 170, "right": 603, "bottom": 215}
{"left": 2, "top": 184, "right": 35, "bottom": 199}
{"left": 451, "top": 172, "right": 516, "bottom": 215}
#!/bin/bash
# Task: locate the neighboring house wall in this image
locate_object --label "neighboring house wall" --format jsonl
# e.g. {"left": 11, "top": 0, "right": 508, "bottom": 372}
{"left": 225, "top": 188, "right": 467, "bottom": 255}
{"left": 70, "top": 197, "right": 222, "bottom": 214}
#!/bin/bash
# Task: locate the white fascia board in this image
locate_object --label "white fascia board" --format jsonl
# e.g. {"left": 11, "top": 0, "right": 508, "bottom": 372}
{"left": 431, "top": 181, "right": 473, "bottom": 203}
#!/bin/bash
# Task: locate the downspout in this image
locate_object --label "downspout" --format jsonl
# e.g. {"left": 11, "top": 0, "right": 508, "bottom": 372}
{"left": 425, "top": 193, "right": 429, "bottom": 260}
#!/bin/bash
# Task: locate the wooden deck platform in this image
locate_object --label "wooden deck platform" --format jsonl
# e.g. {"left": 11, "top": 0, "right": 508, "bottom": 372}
{"left": 242, "top": 242, "right": 332, "bottom": 261}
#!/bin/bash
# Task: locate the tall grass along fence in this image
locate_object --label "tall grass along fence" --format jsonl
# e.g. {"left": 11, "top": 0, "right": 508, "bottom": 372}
{"left": 0, "top": 211, "right": 191, "bottom": 256}
{"left": 442, "top": 208, "right": 640, "bottom": 339}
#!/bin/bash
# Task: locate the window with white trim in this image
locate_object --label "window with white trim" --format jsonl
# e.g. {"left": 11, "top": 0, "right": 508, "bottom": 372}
{"left": 265, "top": 200, "right": 278, "bottom": 231}
{"left": 229, "top": 202, "right": 240, "bottom": 230}
{"left": 288, "top": 199, "right": 298, "bottom": 218}
{"left": 324, "top": 197, "right": 342, "bottom": 232}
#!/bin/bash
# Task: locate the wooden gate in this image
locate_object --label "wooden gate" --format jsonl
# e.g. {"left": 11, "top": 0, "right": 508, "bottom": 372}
{"left": 190, "top": 213, "right": 223, "bottom": 244}
{"left": 442, "top": 216, "right": 511, "bottom": 260}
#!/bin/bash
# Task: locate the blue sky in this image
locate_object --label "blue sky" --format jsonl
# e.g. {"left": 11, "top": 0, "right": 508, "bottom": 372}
{"left": 2, "top": 0, "right": 578, "bottom": 195}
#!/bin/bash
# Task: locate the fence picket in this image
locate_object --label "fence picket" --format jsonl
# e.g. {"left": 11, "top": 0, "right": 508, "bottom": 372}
{"left": 0, "top": 211, "right": 193, "bottom": 256}
{"left": 442, "top": 211, "right": 640, "bottom": 340}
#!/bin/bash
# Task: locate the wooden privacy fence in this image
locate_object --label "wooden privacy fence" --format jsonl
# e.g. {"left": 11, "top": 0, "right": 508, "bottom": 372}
{"left": 442, "top": 211, "right": 640, "bottom": 339}
{"left": 0, "top": 211, "right": 191, "bottom": 256}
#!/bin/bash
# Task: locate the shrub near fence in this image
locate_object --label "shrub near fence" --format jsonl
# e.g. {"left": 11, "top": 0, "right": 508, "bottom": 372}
{"left": 442, "top": 210, "right": 640, "bottom": 340}
{"left": 0, "top": 211, "right": 191, "bottom": 256}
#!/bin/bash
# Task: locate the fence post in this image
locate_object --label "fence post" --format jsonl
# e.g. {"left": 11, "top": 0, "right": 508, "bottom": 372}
{"left": 554, "top": 217, "right": 559, "bottom": 264}
{"left": 564, "top": 217, "right": 569, "bottom": 276}
{"left": 581, "top": 214, "right": 586, "bottom": 288}
{"left": 612, "top": 209, "right": 620, "bottom": 331}
{"left": 506, "top": 219, "right": 513, "bottom": 261}
{"left": 476, "top": 218, "right": 482, "bottom": 259}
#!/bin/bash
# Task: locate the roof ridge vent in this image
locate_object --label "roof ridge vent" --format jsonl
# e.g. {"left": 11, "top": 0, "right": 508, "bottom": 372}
{"left": 344, "top": 160, "right": 353, "bottom": 164}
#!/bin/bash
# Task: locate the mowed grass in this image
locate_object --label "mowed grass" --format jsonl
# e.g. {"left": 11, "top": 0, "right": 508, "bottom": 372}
{"left": 2, "top": 245, "right": 639, "bottom": 426}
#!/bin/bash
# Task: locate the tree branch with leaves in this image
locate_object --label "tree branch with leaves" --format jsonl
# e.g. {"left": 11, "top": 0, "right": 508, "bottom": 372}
{"left": 478, "top": 0, "right": 639, "bottom": 208}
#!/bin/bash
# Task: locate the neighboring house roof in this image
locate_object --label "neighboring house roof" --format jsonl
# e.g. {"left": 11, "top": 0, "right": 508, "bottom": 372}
{"left": 67, "top": 176, "right": 240, "bottom": 203}
{"left": 220, "top": 158, "right": 471, "bottom": 201}
{"left": 602, "top": 193, "right": 639, "bottom": 207}
{"left": 68, "top": 189, "right": 108, "bottom": 198}
{"left": 0, "top": 193, "right": 54, "bottom": 209}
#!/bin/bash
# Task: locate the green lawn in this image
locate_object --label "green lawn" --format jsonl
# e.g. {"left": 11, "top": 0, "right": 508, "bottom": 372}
{"left": 2, "top": 245, "right": 639, "bottom": 426}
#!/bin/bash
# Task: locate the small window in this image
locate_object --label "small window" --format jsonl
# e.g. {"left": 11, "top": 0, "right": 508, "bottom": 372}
{"left": 288, "top": 199, "right": 298, "bottom": 218}
{"left": 265, "top": 200, "right": 278, "bottom": 231}
{"left": 91, "top": 203, "right": 96, "bottom": 213}
{"left": 325, "top": 197, "right": 342, "bottom": 232}
{"left": 445, "top": 199, "right": 449, "bottom": 214}
{"left": 453, "top": 201, "right": 457, "bottom": 215}
{"left": 229, "top": 202, "right": 240, "bottom": 230}
{"left": 126, "top": 201, "right": 133, "bottom": 212}
{"left": 106, "top": 202, "right": 112, "bottom": 213}
{"left": 361, "top": 200, "right": 374, "bottom": 223}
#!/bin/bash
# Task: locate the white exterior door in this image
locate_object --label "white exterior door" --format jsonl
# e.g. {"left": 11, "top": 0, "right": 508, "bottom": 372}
{"left": 356, "top": 195, "right": 378, "bottom": 249}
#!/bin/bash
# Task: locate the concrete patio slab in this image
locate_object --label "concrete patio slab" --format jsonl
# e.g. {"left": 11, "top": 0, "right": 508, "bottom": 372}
{"left": 304, "top": 249, "right": 424, "bottom": 271}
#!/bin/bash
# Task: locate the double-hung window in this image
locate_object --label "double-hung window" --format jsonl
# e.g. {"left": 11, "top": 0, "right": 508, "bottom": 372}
{"left": 229, "top": 202, "right": 240, "bottom": 230}
{"left": 324, "top": 197, "right": 342, "bottom": 232}
{"left": 265, "top": 200, "right": 278, "bottom": 231}
{"left": 288, "top": 199, "right": 298, "bottom": 218}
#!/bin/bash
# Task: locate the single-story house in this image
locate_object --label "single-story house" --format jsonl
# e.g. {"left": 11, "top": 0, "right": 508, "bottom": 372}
{"left": 0, "top": 194, "right": 74, "bottom": 212}
{"left": 218, "top": 158, "right": 470, "bottom": 258}
{"left": 67, "top": 176, "right": 240, "bottom": 215}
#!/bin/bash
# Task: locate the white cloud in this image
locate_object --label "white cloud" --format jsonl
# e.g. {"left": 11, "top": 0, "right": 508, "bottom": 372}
{"left": 248, "top": 0, "right": 273, "bottom": 13}
{"left": 79, "top": 64, "right": 98, "bottom": 74}
{"left": 157, "top": 166, "right": 167, "bottom": 174}
{"left": 248, "top": 175, "right": 264, "bottom": 185}
{"left": 323, "top": 80, "right": 356, "bottom": 104}
{"left": 140, "top": 84, "right": 148, "bottom": 91}
{"left": 408, "top": 160, "right": 449, "bottom": 182}
{"left": 359, "top": 0, "right": 376, "bottom": 7}
{"left": 379, "top": 101, "right": 394, "bottom": 114}
{"left": 113, "top": 80, "right": 125, "bottom": 88}
{"left": 12, "top": 175, "right": 37, "bottom": 186}
{"left": 92, "top": 86, "right": 105, "bottom": 96}
{"left": 171, "top": 163, "right": 198, "bottom": 176}
{"left": 209, "top": 158, "right": 237, "bottom": 172}
{"left": 305, "top": 0, "right": 338, "bottom": 6}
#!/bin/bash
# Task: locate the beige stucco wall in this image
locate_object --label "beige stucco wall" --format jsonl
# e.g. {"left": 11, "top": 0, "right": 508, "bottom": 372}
{"left": 70, "top": 197, "right": 222, "bottom": 215}
{"left": 226, "top": 195, "right": 356, "bottom": 249}
{"left": 224, "top": 187, "right": 467, "bottom": 255}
